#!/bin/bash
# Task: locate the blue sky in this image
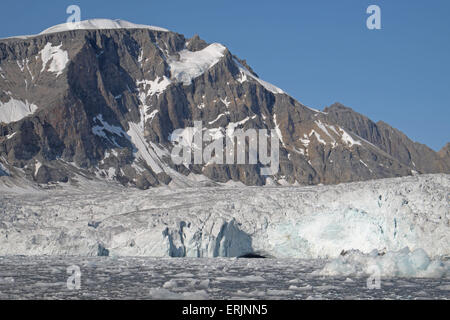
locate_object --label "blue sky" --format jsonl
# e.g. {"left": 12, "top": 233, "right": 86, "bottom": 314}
{"left": 1, "top": 0, "right": 449, "bottom": 150}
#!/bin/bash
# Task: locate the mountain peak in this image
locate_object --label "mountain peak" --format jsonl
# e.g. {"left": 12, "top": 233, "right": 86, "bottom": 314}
{"left": 324, "top": 102, "right": 353, "bottom": 111}
{"left": 39, "top": 19, "right": 170, "bottom": 35}
{"left": 3, "top": 19, "right": 170, "bottom": 39}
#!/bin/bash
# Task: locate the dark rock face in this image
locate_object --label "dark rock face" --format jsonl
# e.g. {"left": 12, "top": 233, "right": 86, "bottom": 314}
{"left": 324, "top": 103, "right": 450, "bottom": 174}
{"left": 439, "top": 143, "right": 450, "bottom": 159}
{"left": 35, "top": 164, "right": 69, "bottom": 184}
{"left": 0, "top": 26, "right": 448, "bottom": 189}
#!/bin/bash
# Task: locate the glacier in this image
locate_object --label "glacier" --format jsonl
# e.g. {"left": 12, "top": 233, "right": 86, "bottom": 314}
{"left": 0, "top": 174, "right": 448, "bottom": 264}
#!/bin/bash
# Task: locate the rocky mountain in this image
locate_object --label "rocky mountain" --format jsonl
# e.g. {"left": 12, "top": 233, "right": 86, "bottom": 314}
{"left": 323, "top": 103, "right": 450, "bottom": 175}
{"left": 0, "top": 19, "right": 448, "bottom": 190}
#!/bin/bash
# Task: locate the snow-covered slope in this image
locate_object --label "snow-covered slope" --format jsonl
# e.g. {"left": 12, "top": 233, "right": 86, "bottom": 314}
{"left": 40, "top": 42, "right": 69, "bottom": 76}
{"left": 234, "top": 59, "right": 285, "bottom": 94}
{"left": 3, "top": 19, "right": 169, "bottom": 39}
{"left": 0, "top": 174, "right": 448, "bottom": 261}
{"left": 168, "top": 43, "right": 226, "bottom": 85}
{"left": 0, "top": 98, "right": 38, "bottom": 124}
{"left": 40, "top": 19, "right": 169, "bottom": 35}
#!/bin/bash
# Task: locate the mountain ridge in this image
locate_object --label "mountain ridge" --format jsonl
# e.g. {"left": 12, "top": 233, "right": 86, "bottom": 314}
{"left": 0, "top": 20, "right": 448, "bottom": 190}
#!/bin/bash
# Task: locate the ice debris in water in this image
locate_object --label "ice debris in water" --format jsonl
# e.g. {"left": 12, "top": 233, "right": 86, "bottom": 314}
{"left": 148, "top": 288, "right": 209, "bottom": 300}
{"left": 318, "top": 247, "right": 449, "bottom": 278}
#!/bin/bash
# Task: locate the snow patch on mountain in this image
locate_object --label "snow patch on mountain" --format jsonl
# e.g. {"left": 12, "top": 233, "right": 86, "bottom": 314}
{"left": 127, "top": 122, "right": 164, "bottom": 174}
{"left": 234, "top": 59, "right": 284, "bottom": 95}
{"left": 6, "top": 132, "right": 16, "bottom": 139}
{"left": 40, "top": 43, "right": 69, "bottom": 77}
{"left": 34, "top": 161, "right": 42, "bottom": 176}
{"left": 134, "top": 76, "right": 168, "bottom": 130}
{"left": 273, "top": 114, "right": 285, "bottom": 146}
{"left": 209, "top": 112, "right": 230, "bottom": 125}
{"left": 340, "top": 128, "right": 362, "bottom": 147}
{"left": 136, "top": 76, "right": 171, "bottom": 98}
{"left": 92, "top": 114, "right": 127, "bottom": 147}
{"left": 220, "top": 97, "right": 231, "bottom": 107}
{"left": 315, "top": 120, "right": 336, "bottom": 145}
{"left": 300, "top": 135, "right": 310, "bottom": 147}
{"left": 309, "top": 130, "right": 326, "bottom": 145}
{"left": 16, "top": 60, "right": 25, "bottom": 72}
{"left": 169, "top": 43, "right": 226, "bottom": 85}
{"left": 0, "top": 98, "right": 38, "bottom": 124}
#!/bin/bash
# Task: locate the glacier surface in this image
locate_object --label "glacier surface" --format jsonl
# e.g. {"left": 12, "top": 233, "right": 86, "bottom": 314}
{"left": 0, "top": 174, "right": 448, "bottom": 264}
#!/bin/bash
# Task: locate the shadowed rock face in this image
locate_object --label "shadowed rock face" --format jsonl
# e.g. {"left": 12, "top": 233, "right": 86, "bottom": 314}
{"left": 0, "top": 25, "right": 448, "bottom": 189}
